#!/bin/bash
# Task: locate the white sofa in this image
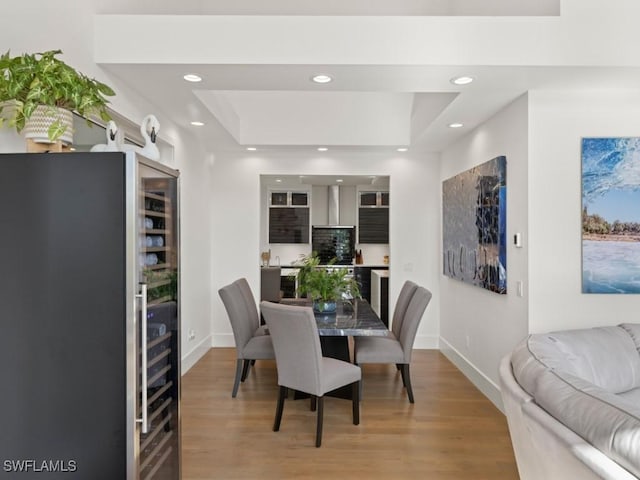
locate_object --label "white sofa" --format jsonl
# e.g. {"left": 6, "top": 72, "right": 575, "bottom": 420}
{"left": 500, "top": 324, "right": 640, "bottom": 480}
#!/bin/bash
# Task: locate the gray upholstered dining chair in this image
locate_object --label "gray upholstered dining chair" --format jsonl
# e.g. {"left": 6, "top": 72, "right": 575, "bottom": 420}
{"left": 260, "top": 266, "right": 282, "bottom": 303}
{"left": 218, "top": 278, "right": 275, "bottom": 397}
{"left": 260, "top": 266, "right": 282, "bottom": 325}
{"left": 354, "top": 285, "right": 432, "bottom": 403}
{"left": 260, "top": 301, "right": 361, "bottom": 447}
{"left": 389, "top": 280, "right": 419, "bottom": 341}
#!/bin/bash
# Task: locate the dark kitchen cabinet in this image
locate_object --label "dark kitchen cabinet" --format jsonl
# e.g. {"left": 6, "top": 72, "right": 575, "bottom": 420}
{"left": 269, "top": 207, "right": 309, "bottom": 243}
{"left": 358, "top": 190, "right": 389, "bottom": 244}
{"left": 359, "top": 208, "right": 389, "bottom": 244}
{"left": 269, "top": 190, "right": 310, "bottom": 244}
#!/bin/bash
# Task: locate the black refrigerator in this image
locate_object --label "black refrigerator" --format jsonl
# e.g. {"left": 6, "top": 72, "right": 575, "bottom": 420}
{"left": 0, "top": 152, "right": 181, "bottom": 479}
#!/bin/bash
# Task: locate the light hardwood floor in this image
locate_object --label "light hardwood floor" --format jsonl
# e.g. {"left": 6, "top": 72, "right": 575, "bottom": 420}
{"left": 181, "top": 348, "right": 519, "bottom": 480}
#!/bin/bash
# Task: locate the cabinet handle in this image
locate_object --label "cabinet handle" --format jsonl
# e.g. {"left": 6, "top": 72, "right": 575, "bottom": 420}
{"left": 136, "top": 283, "right": 149, "bottom": 434}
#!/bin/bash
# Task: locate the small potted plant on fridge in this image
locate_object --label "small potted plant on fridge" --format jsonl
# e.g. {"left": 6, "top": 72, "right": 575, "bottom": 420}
{"left": 0, "top": 49, "right": 115, "bottom": 148}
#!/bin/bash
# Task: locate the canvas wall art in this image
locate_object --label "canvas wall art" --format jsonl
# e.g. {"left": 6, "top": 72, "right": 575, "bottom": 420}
{"left": 582, "top": 137, "right": 640, "bottom": 294}
{"left": 442, "top": 156, "right": 507, "bottom": 294}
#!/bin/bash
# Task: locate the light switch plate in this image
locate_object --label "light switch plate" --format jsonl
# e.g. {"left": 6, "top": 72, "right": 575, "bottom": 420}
{"left": 514, "top": 233, "right": 522, "bottom": 248}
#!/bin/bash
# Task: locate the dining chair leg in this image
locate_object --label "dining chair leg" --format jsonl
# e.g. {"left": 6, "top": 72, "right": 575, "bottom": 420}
{"left": 399, "top": 364, "right": 407, "bottom": 387}
{"left": 401, "top": 364, "right": 414, "bottom": 403}
{"left": 274, "top": 386, "right": 287, "bottom": 432}
{"left": 315, "top": 396, "right": 324, "bottom": 447}
{"left": 352, "top": 382, "right": 360, "bottom": 425}
{"left": 310, "top": 396, "right": 317, "bottom": 412}
{"left": 354, "top": 361, "right": 363, "bottom": 400}
{"left": 232, "top": 359, "right": 243, "bottom": 397}
{"left": 241, "top": 359, "right": 251, "bottom": 381}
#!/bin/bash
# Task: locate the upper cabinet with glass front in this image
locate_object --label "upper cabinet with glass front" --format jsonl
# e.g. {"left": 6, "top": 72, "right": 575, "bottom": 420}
{"left": 358, "top": 190, "right": 389, "bottom": 244}
{"left": 268, "top": 190, "right": 310, "bottom": 243}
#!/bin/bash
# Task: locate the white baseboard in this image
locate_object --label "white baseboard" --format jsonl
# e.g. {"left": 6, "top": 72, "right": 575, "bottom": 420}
{"left": 212, "top": 333, "right": 235, "bottom": 347}
{"left": 181, "top": 334, "right": 212, "bottom": 374}
{"left": 439, "top": 337, "right": 505, "bottom": 414}
{"left": 414, "top": 334, "right": 440, "bottom": 349}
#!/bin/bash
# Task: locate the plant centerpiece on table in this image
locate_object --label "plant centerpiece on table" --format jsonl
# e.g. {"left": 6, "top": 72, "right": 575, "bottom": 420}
{"left": 293, "top": 252, "right": 360, "bottom": 313}
{"left": 0, "top": 49, "right": 115, "bottom": 145}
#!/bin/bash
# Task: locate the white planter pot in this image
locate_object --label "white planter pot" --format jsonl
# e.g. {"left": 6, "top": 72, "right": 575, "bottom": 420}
{"left": 23, "top": 105, "right": 74, "bottom": 146}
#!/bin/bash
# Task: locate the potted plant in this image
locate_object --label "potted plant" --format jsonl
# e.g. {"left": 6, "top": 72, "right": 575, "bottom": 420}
{"left": 293, "top": 252, "right": 360, "bottom": 313}
{"left": 0, "top": 49, "right": 115, "bottom": 145}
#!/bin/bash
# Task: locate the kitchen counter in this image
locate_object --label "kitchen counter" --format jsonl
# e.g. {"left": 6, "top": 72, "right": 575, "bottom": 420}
{"left": 371, "top": 269, "right": 390, "bottom": 326}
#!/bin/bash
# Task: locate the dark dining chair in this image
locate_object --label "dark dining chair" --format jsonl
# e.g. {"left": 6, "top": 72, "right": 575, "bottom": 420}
{"left": 260, "top": 266, "right": 282, "bottom": 303}
{"left": 260, "top": 266, "right": 282, "bottom": 325}
{"left": 260, "top": 301, "right": 361, "bottom": 447}
{"left": 219, "top": 279, "right": 275, "bottom": 397}
{"left": 354, "top": 285, "right": 432, "bottom": 403}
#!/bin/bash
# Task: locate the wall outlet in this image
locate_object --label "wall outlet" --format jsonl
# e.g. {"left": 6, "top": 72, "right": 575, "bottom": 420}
{"left": 465, "top": 334, "right": 470, "bottom": 349}
{"left": 188, "top": 329, "right": 196, "bottom": 341}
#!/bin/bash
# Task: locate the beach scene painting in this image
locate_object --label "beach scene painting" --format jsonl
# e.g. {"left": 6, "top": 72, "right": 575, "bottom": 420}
{"left": 582, "top": 137, "right": 640, "bottom": 293}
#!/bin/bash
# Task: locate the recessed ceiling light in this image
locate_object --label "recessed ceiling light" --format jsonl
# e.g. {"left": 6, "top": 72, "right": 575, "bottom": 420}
{"left": 275, "top": 179, "right": 282, "bottom": 183}
{"left": 450, "top": 76, "right": 474, "bottom": 85}
{"left": 317, "top": 147, "right": 328, "bottom": 151}
{"left": 190, "top": 121, "right": 205, "bottom": 126}
{"left": 336, "top": 179, "right": 343, "bottom": 183}
{"left": 246, "top": 147, "right": 257, "bottom": 151}
{"left": 311, "top": 74, "right": 333, "bottom": 84}
{"left": 397, "top": 147, "right": 408, "bottom": 152}
{"left": 448, "top": 122, "right": 464, "bottom": 129}
{"left": 183, "top": 74, "right": 202, "bottom": 82}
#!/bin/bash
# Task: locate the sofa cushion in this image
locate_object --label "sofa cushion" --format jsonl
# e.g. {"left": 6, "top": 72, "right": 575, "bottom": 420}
{"left": 520, "top": 326, "right": 640, "bottom": 393}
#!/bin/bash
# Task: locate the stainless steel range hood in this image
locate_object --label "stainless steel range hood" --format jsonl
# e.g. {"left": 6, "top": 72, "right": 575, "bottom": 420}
{"left": 328, "top": 185, "right": 340, "bottom": 225}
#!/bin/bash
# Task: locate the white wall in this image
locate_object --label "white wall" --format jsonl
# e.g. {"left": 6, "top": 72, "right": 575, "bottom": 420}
{"left": 439, "top": 94, "right": 529, "bottom": 408}
{"left": 0, "top": 0, "right": 214, "bottom": 373}
{"left": 0, "top": 130, "right": 24, "bottom": 152}
{"left": 97, "top": 0, "right": 559, "bottom": 16}
{"left": 210, "top": 151, "right": 441, "bottom": 349}
{"left": 528, "top": 90, "right": 640, "bottom": 334}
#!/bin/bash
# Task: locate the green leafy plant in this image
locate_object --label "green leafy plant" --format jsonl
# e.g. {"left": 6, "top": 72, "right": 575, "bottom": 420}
{"left": 0, "top": 49, "right": 115, "bottom": 141}
{"left": 292, "top": 252, "right": 360, "bottom": 306}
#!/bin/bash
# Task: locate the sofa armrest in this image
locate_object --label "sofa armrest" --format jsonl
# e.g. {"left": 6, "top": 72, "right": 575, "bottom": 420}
{"left": 523, "top": 402, "right": 637, "bottom": 480}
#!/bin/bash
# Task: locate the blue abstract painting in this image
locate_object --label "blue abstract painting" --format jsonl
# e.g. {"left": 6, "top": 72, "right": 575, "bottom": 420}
{"left": 582, "top": 137, "right": 640, "bottom": 294}
{"left": 442, "top": 156, "right": 507, "bottom": 294}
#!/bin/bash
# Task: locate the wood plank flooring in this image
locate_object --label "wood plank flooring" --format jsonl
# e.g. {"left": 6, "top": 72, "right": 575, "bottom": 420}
{"left": 181, "top": 348, "right": 519, "bottom": 480}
